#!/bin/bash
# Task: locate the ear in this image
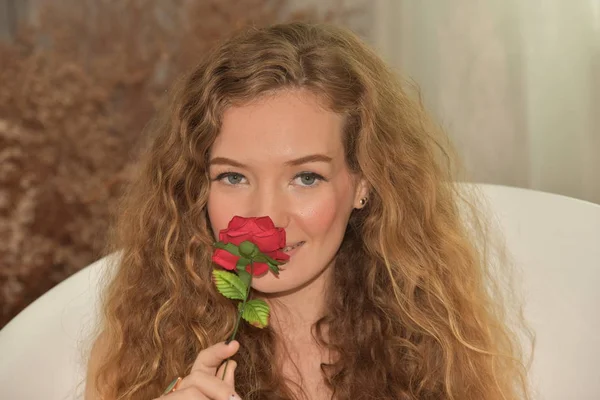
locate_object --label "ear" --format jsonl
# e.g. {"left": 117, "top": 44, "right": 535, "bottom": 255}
{"left": 353, "top": 177, "right": 370, "bottom": 209}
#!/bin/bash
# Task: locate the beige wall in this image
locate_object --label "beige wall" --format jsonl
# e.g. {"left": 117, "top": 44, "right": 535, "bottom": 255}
{"left": 371, "top": 0, "right": 600, "bottom": 204}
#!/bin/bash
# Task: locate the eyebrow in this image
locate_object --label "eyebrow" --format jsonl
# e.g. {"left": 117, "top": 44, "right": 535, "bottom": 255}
{"left": 209, "top": 154, "right": 333, "bottom": 168}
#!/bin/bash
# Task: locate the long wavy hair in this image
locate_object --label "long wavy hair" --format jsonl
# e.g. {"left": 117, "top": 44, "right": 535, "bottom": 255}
{"left": 93, "top": 22, "right": 531, "bottom": 399}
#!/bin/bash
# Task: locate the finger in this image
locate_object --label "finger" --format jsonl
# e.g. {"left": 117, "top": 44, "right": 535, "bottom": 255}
{"left": 216, "top": 360, "right": 237, "bottom": 386}
{"left": 178, "top": 372, "right": 241, "bottom": 400}
{"left": 192, "top": 341, "right": 240, "bottom": 376}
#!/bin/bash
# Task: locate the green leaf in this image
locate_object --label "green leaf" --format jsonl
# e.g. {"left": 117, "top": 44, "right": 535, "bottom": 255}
{"left": 263, "top": 254, "right": 285, "bottom": 266}
{"left": 267, "top": 262, "right": 280, "bottom": 275}
{"left": 237, "top": 269, "right": 252, "bottom": 288}
{"left": 213, "top": 241, "right": 227, "bottom": 249}
{"left": 236, "top": 257, "right": 250, "bottom": 270}
{"left": 253, "top": 254, "right": 268, "bottom": 263}
{"left": 214, "top": 242, "right": 240, "bottom": 257}
{"left": 212, "top": 270, "right": 247, "bottom": 300}
{"left": 239, "top": 241, "right": 259, "bottom": 258}
{"left": 239, "top": 299, "right": 270, "bottom": 328}
{"left": 252, "top": 253, "right": 284, "bottom": 266}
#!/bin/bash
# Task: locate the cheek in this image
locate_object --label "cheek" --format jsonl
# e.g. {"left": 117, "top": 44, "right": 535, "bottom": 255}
{"left": 296, "top": 191, "right": 351, "bottom": 237}
{"left": 207, "top": 191, "right": 238, "bottom": 238}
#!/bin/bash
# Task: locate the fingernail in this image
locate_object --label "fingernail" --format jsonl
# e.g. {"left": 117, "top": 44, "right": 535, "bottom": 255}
{"left": 225, "top": 339, "right": 232, "bottom": 345}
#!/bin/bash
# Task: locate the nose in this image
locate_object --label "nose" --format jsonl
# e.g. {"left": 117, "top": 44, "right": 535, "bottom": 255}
{"left": 250, "top": 187, "right": 290, "bottom": 229}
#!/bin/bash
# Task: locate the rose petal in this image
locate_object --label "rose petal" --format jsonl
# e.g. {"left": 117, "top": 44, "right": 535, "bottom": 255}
{"left": 266, "top": 250, "right": 290, "bottom": 262}
{"left": 255, "top": 216, "right": 276, "bottom": 230}
{"left": 253, "top": 229, "right": 276, "bottom": 237}
{"left": 211, "top": 249, "right": 239, "bottom": 270}
{"left": 247, "top": 262, "right": 269, "bottom": 276}
{"left": 244, "top": 220, "right": 260, "bottom": 234}
{"left": 221, "top": 232, "right": 253, "bottom": 246}
{"left": 218, "top": 230, "right": 228, "bottom": 242}
{"left": 251, "top": 230, "right": 282, "bottom": 252}
{"left": 228, "top": 216, "right": 249, "bottom": 230}
{"left": 276, "top": 228, "right": 286, "bottom": 248}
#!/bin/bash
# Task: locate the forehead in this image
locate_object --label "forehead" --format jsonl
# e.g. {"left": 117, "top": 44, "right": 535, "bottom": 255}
{"left": 211, "top": 90, "right": 345, "bottom": 159}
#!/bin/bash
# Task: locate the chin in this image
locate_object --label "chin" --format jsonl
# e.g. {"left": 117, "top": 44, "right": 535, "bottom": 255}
{"left": 250, "top": 271, "right": 306, "bottom": 294}
{"left": 250, "top": 260, "right": 333, "bottom": 296}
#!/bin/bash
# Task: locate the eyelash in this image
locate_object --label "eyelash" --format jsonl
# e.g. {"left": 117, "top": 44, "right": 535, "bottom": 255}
{"left": 212, "top": 171, "right": 327, "bottom": 187}
{"left": 293, "top": 172, "right": 327, "bottom": 187}
{"left": 213, "top": 171, "right": 247, "bottom": 185}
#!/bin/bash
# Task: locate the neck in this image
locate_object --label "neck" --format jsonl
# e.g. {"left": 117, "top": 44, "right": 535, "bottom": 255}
{"left": 259, "top": 265, "right": 338, "bottom": 394}
{"left": 260, "top": 264, "right": 333, "bottom": 338}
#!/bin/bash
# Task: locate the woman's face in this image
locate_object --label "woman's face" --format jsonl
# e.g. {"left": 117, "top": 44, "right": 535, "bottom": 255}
{"left": 207, "top": 89, "right": 367, "bottom": 294}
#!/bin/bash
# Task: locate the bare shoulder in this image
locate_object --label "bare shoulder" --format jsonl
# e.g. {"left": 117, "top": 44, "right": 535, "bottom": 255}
{"left": 85, "top": 331, "right": 111, "bottom": 400}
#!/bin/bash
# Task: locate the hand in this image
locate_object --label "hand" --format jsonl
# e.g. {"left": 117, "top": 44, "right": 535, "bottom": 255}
{"left": 158, "top": 340, "right": 242, "bottom": 400}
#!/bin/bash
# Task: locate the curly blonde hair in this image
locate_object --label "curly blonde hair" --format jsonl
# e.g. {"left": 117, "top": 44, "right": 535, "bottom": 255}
{"left": 93, "top": 22, "right": 531, "bottom": 399}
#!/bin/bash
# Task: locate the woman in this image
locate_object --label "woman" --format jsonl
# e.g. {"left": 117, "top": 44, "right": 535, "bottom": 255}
{"left": 86, "top": 22, "right": 530, "bottom": 400}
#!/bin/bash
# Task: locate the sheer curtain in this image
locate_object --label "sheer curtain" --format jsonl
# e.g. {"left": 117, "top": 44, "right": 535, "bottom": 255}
{"left": 371, "top": 0, "right": 600, "bottom": 204}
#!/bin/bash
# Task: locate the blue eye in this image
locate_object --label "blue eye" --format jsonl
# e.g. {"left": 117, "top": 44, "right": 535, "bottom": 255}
{"left": 294, "top": 172, "right": 325, "bottom": 187}
{"left": 215, "top": 172, "right": 247, "bottom": 185}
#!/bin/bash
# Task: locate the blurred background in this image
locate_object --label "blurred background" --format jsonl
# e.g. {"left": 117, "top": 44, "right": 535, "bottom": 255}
{"left": 0, "top": 0, "right": 598, "bottom": 328}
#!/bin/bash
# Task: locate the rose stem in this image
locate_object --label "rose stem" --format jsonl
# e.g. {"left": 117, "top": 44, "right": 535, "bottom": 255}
{"left": 221, "top": 262, "right": 254, "bottom": 380}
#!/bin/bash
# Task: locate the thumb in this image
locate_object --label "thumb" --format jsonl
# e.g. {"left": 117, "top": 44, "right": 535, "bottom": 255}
{"left": 192, "top": 340, "right": 239, "bottom": 376}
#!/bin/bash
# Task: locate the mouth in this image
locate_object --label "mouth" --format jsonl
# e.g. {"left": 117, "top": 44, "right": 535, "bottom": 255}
{"left": 282, "top": 241, "right": 305, "bottom": 254}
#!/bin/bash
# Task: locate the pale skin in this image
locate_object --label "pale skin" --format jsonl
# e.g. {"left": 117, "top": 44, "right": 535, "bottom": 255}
{"left": 85, "top": 88, "right": 368, "bottom": 400}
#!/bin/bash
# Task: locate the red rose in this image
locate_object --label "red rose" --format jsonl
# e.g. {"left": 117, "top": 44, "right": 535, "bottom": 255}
{"left": 211, "top": 216, "right": 290, "bottom": 275}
